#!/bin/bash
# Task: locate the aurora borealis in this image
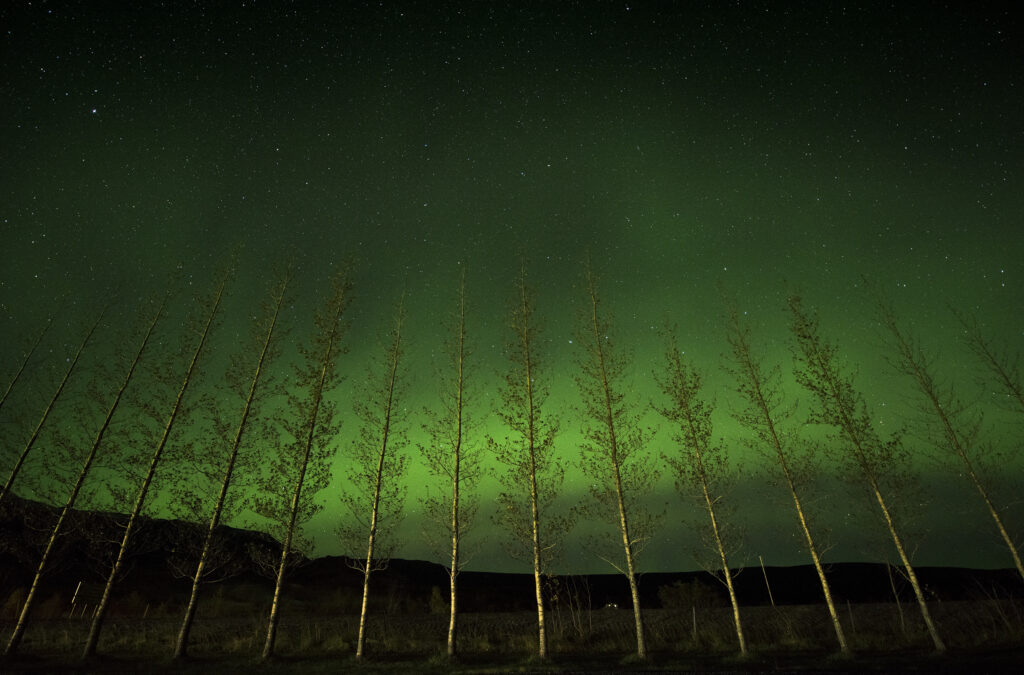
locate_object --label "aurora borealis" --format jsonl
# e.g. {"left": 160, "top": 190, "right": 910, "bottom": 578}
{"left": 2, "top": 2, "right": 1021, "bottom": 574}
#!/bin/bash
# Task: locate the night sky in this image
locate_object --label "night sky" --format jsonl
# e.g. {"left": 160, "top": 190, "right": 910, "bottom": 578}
{"left": 2, "top": 2, "right": 1022, "bottom": 574}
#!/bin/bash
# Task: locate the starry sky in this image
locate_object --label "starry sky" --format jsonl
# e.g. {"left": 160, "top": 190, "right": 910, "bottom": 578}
{"left": 2, "top": 2, "right": 1022, "bottom": 574}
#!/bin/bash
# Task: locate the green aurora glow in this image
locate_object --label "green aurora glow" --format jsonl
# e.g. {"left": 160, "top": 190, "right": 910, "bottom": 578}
{"left": 1, "top": 2, "right": 1021, "bottom": 573}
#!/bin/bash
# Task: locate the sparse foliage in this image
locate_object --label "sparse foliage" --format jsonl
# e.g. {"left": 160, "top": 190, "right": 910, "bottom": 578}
{"left": 82, "top": 273, "right": 228, "bottom": 660}
{"left": 253, "top": 268, "right": 352, "bottom": 660}
{"left": 419, "top": 269, "right": 482, "bottom": 657}
{"left": 874, "top": 289, "right": 1023, "bottom": 582}
{"left": 575, "top": 258, "right": 659, "bottom": 660}
{"left": 789, "top": 294, "right": 945, "bottom": 653}
{"left": 4, "top": 296, "right": 166, "bottom": 657}
{"left": 338, "top": 291, "right": 409, "bottom": 660}
{"left": 172, "top": 267, "right": 292, "bottom": 659}
{"left": 490, "top": 261, "right": 572, "bottom": 659}
{"left": 657, "top": 329, "right": 747, "bottom": 655}
{"left": 724, "top": 304, "right": 848, "bottom": 654}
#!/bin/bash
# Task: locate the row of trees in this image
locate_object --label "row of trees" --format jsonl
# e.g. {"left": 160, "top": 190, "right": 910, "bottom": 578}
{"left": 1, "top": 260, "right": 1021, "bottom": 662}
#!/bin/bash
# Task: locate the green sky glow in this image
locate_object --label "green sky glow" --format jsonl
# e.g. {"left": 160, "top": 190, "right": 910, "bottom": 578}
{"left": 2, "top": 2, "right": 1021, "bottom": 573}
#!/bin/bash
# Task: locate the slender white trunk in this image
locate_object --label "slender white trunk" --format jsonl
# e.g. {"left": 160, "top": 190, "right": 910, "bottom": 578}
{"left": 178, "top": 277, "right": 288, "bottom": 659}
{"left": 4, "top": 304, "right": 162, "bottom": 657}
{"left": 83, "top": 284, "right": 224, "bottom": 660}
{"left": 1, "top": 312, "right": 103, "bottom": 506}
{"left": 263, "top": 281, "right": 344, "bottom": 660}
{"left": 355, "top": 302, "right": 404, "bottom": 660}
{"left": 0, "top": 314, "right": 52, "bottom": 416}
{"left": 585, "top": 271, "right": 646, "bottom": 660}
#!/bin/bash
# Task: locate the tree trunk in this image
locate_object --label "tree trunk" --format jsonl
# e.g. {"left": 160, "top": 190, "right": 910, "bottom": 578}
{"left": 1, "top": 311, "right": 103, "bottom": 506}
{"left": 176, "top": 274, "right": 288, "bottom": 659}
{"left": 5, "top": 301, "right": 163, "bottom": 657}
{"left": 82, "top": 282, "right": 224, "bottom": 660}
{"left": 870, "top": 480, "right": 945, "bottom": 652}
{"left": 529, "top": 461, "right": 547, "bottom": 659}
{"left": 519, "top": 272, "right": 548, "bottom": 659}
{"left": 791, "top": 485, "right": 849, "bottom": 654}
{"left": 262, "top": 275, "right": 346, "bottom": 660}
{"left": 585, "top": 270, "right": 647, "bottom": 660}
{"left": 354, "top": 300, "right": 403, "bottom": 661}
{"left": 447, "top": 461, "right": 460, "bottom": 658}
{"left": 700, "top": 481, "right": 746, "bottom": 655}
{"left": 0, "top": 314, "right": 52, "bottom": 416}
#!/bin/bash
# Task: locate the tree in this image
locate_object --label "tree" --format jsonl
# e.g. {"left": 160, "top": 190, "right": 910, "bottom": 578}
{"left": 419, "top": 269, "right": 481, "bottom": 658}
{"left": 0, "top": 313, "right": 53, "bottom": 418}
{"left": 4, "top": 297, "right": 165, "bottom": 656}
{"left": 724, "top": 306, "right": 848, "bottom": 654}
{"left": 172, "top": 268, "right": 292, "bottom": 659}
{"left": 339, "top": 291, "right": 409, "bottom": 660}
{"left": 788, "top": 294, "right": 945, "bottom": 653}
{"left": 575, "top": 259, "right": 658, "bottom": 660}
{"left": 255, "top": 268, "right": 352, "bottom": 660}
{"left": 491, "top": 262, "right": 569, "bottom": 660}
{"left": 955, "top": 310, "right": 1024, "bottom": 416}
{"left": 1, "top": 309, "right": 105, "bottom": 507}
{"left": 876, "top": 293, "right": 1023, "bottom": 582}
{"left": 657, "top": 331, "right": 747, "bottom": 656}
{"left": 81, "top": 274, "right": 227, "bottom": 660}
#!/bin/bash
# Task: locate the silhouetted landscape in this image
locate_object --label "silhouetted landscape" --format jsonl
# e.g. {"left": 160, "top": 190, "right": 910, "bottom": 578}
{"left": 4, "top": 1, "right": 1023, "bottom": 672}
{"left": 3, "top": 494, "right": 1022, "bottom": 672}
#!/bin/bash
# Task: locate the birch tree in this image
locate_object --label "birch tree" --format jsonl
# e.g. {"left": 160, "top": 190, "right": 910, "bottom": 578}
{"left": 419, "top": 270, "right": 481, "bottom": 658}
{"left": 4, "top": 297, "right": 165, "bottom": 657}
{"left": 255, "top": 269, "right": 352, "bottom": 660}
{"left": 876, "top": 294, "right": 1023, "bottom": 582}
{"left": 491, "top": 262, "right": 569, "bottom": 659}
{"left": 1, "top": 309, "right": 105, "bottom": 507}
{"left": 657, "top": 333, "right": 747, "bottom": 656}
{"left": 0, "top": 313, "right": 53, "bottom": 417}
{"left": 788, "top": 294, "right": 945, "bottom": 653}
{"left": 339, "top": 291, "right": 409, "bottom": 661}
{"left": 575, "top": 260, "right": 658, "bottom": 660}
{"left": 81, "top": 275, "right": 227, "bottom": 660}
{"left": 172, "top": 269, "right": 292, "bottom": 658}
{"left": 955, "top": 310, "right": 1024, "bottom": 416}
{"left": 724, "top": 305, "right": 848, "bottom": 654}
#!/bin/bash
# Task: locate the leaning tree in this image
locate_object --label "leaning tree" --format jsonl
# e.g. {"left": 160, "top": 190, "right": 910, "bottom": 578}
{"left": 339, "top": 291, "right": 410, "bottom": 661}
{"left": 254, "top": 268, "right": 352, "bottom": 660}
{"left": 789, "top": 294, "right": 945, "bottom": 653}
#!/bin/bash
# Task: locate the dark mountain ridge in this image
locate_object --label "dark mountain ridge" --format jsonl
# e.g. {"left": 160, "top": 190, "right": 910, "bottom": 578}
{"left": 2, "top": 494, "right": 1021, "bottom": 619}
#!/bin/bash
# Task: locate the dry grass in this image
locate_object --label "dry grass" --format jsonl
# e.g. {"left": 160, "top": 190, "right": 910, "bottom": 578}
{"left": 2, "top": 600, "right": 1023, "bottom": 672}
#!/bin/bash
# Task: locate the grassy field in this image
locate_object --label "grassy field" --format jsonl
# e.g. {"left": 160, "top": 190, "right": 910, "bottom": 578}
{"left": 3, "top": 598, "right": 1024, "bottom": 672}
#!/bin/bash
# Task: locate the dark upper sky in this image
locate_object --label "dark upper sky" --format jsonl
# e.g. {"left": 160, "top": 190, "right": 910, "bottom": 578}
{"left": 1, "top": 1, "right": 1021, "bottom": 573}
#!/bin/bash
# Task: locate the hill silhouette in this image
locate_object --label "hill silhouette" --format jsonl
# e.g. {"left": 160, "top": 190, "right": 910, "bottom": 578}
{"left": 2, "top": 493, "right": 1021, "bottom": 618}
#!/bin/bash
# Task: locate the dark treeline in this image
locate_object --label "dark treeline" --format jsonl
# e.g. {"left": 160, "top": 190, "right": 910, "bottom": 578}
{"left": 0, "top": 257, "right": 1021, "bottom": 663}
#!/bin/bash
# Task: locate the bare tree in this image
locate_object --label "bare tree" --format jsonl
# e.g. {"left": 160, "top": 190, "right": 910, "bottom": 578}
{"left": 955, "top": 310, "right": 1024, "bottom": 416}
{"left": 657, "top": 331, "right": 747, "bottom": 656}
{"left": 339, "top": 291, "right": 409, "bottom": 660}
{"left": 4, "top": 297, "right": 165, "bottom": 657}
{"left": 255, "top": 269, "right": 352, "bottom": 660}
{"left": 491, "top": 262, "right": 569, "bottom": 659}
{"left": 875, "top": 293, "right": 1023, "bottom": 582}
{"left": 575, "top": 259, "right": 658, "bottom": 660}
{"left": 172, "top": 269, "right": 292, "bottom": 659}
{"left": 0, "top": 313, "right": 53, "bottom": 417}
{"left": 81, "top": 276, "right": 227, "bottom": 660}
{"left": 419, "top": 269, "right": 481, "bottom": 658}
{"left": 788, "top": 294, "right": 945, "bottom": 653}
{"left": 725, "top": 305, "right": 849, "bottom": 654}
{"left": 1, "top": 309, "right": 105, "bottom": 507}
